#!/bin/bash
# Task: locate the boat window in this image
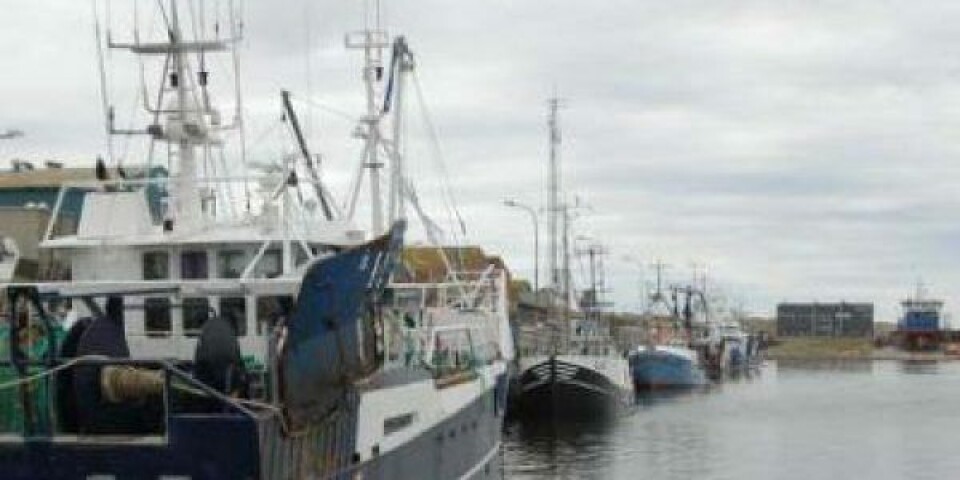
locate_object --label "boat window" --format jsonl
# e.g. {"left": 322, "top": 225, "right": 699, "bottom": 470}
{"left": 217, "top": 249, "right": 246, "bottom": 279}
{"left": 257, "top": 295, "right": 293, "bottom": 335}
{"left": 142, "top": 251, "right": 170, "bottom": 280}
{"left": 255, "top": 249, "right": 282, "bottom": 278}
{"left": 183, "top": 297, "right": 210, "bottom": 336}
{"left": 144, "top": 297, "right": 172, "bottom": 337}
{"left": 431, "top": 329, "right": 475, "bottom": 375}
{"left": 383, "top": 413, "right": 415, "bottom": 435}
{"left": 220, "top": 296, "right": 247, "bottom": 336}
{"left": 181, "top": 250, "right": 209, "bottom": 279}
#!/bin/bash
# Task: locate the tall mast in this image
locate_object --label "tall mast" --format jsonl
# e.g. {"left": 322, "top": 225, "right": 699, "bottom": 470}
{"left": 345, "top": 2, "right": 389, "bottom": 235}
{"left": 648, "top": 258, "right": 670, "bottom": 305}
{"left": 388, "top": 38, "right": 413, "bottom": 225}
{"left": 547, "top": 97, "right": 561, "bottom": 297}
{"left": 561, "top": 203, "right": 571, "bottom": 310}
{"left": 105, "top": 0, "right": 239, "bottom": 232}
{"left": 168, "top": 1, "right": 201, "bottom": 230}
{"left": 588, "top": 243, "right": 597, "bottom": 322}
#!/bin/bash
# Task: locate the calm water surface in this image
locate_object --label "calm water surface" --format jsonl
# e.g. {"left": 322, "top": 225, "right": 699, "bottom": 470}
{"left": 502, "top": 360, "right": 960, "bottom": 479}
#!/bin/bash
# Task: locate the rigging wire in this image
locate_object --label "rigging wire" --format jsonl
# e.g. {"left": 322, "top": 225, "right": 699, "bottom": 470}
{"left": 343, "top": 139, "right": 371, "bottom": 216}
{"left": 228, "top": 0, "right": 251, "bottom": 212}
{"left": 117, "top": 74, "right": 143, "bottom": 166}
{"left": 410, "top": 72, "right": 467, "bottom": 241}
{"left": 302, "top": 0, "right": 315, "bottom": 141}
{"left": 245, "top": 118, "right": 284, "bottom": 154}
{"left": 156, "top": 0, "right": 170, "bottom": 36}
{"left": 92, "top": 0, "right": 116, "bottom": 165}
{"left": 144, "top": 53, "right": 170, "bottom": 171}
{"left": 140, "top": 5, "right": 164, "bottom": 179}
{"left": 187, "top": 0, "right": 200, "bottom": 45}
{"left": 188, "top": 0, "right": 209, "bottom": 108}
{"left": 289, "top": 95, "right": 359, "bottom": 123}
{"left": 217, "top": 147, "right": 238, "bottom": 219}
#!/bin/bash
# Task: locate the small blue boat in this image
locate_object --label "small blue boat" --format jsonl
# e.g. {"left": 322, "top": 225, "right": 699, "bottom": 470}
{"left": 629, "top": 345, "right": 706, "bottom": 390}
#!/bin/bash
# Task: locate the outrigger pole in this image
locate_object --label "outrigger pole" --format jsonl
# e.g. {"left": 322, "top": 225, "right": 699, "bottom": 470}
{"left": 281, "top": 89, "right": 337, "bottom": 221}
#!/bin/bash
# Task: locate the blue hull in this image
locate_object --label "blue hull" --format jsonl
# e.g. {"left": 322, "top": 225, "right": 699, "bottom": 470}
{"left": 630, "top": 352, "right": 706, "bottom": 390}
{"left": 0, "top": 415, "right": 262, "bottom": 479}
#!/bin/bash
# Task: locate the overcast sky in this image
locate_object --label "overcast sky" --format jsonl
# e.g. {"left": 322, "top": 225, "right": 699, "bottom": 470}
{"left": 4, "top": 1, "right": 960, "bottom": 322}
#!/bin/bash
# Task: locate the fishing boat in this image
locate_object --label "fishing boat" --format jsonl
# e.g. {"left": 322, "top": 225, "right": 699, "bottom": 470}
{"left": 719, "top": 321, "right": 757, "bottom": 373}
{"left": 515, "top": 334, "right": 632, "bottom": 420}
{"left": 515, "top": 289, "right": 632, "bottom": 420}
{"left": 629, "top": 343, "right": 707, "bottom": 390}
{"left": 628, "top": 268, "right": 706, "bottom": 390}
{"left": 0, "top": 2, "right": 509, "bottom": 478}
{"left": 512, "top": 100, "right": 632, "bottom": 421}
{"left": 896, "top": 283, "right": 944, "bottom": 351}
{"left": 694, "top": 319, "right": 762, "bottom": 378}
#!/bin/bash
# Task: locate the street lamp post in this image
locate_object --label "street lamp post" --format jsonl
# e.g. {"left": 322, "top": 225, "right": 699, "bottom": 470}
{"left": 503, "top": 199, "right": 539, "bottom": 294}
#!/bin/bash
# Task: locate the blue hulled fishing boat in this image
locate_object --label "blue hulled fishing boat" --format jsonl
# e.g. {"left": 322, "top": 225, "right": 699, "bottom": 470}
{"left": 629, "top": 344, "right": 706, "bottom": 390}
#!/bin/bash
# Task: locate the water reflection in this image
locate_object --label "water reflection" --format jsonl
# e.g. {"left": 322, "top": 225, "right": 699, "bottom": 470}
{"left": 898, "top": 359, "right": 940, "bottom": 374}
{"left": 503, "top": 360, "right": 960, "bottom": 480}
{"left": 721, "top": 365, "right": 763, "bottom": 382}
{"left": 634, "top": 387, "right": 709, "bottom": 407}
{"left": 775, "top": 357, "right": 874, "bottom": 372}
{"left": 503, "top": 419, "right": 617, "bottom": 479}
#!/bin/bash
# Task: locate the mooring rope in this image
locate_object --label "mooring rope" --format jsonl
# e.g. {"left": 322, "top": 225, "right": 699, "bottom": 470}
{"left": 0, "top": 355, "right": 282, "bottom": 416}
{"left": 0, "top": 355, "right": 110, "bottom": 391}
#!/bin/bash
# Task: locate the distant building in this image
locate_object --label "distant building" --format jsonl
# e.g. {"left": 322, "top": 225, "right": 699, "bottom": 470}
{"left": 0, "top": 162, "right": 167, "bottom": 279}
{"left": 776, "top": 302, "right": 874, "bottom": 338}
{"left": 0, "top": 165, "right": 96, "bottom": 217}
{"left": 0, "top": 163, "right": 168, "bottom": 218}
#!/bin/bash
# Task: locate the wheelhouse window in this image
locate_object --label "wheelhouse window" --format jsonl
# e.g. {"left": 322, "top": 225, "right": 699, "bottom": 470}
{"left": 217, "top": 250, "right": 246, "bottom": 279}
{"left": 142, "top": 251, "right": 170, "bottom": 280}
{"left": 220, "top": 296, "right": 247, "bottom": 336}
{"left": 144, "top": 297, "right": 172, "bottom": 337}
{"left": 255, "top": 249, "right": 282, "bottom": 278}
{"left": 183, "top": 297, "right": 210, "bottom": 337}
{"left": 181, "top": 250, "right": 208, "bottom": 279}
{"left": 431, "top": 329, "right": 476, "bottom": 375}
{"left": 256, "top": 295, "right": 293, "bottom": 335}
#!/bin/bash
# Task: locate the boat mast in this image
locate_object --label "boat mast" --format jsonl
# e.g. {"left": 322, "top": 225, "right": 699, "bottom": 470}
{"left": 578, "top": 241, "right": 608, "bottom": 328}
{"left": 547, "top": 97, "right": 562, "bottom": 300}
{"left": 561, "top": 203, "right": 572, "bottom": 311}
{"left": 168, "top": 2, "right": 202, "bottom": 231}
{"left": 587, "top": 244, "right": 598, "bottom": 323}
{"left": 106, "top": 0, "right": 239, "bottom": 232}
{"left": 387, "top": 38, "right": 413, "bottom": 226}
{"left": 346, "top": 1, "right": 389, "bottom": 235}
{"left": 649, "top": 258, "right": 670, "bottom": 306}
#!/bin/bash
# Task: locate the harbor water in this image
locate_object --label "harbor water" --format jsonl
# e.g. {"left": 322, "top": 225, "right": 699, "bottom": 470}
{"left": 503, "top": 360, "right": 960, "bottom": 479}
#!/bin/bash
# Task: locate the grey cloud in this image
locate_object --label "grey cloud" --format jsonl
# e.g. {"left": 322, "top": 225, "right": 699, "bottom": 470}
{"left": 6, "top": 0, "right": 960, "bottom": 322}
